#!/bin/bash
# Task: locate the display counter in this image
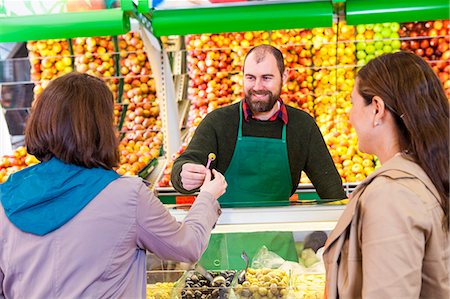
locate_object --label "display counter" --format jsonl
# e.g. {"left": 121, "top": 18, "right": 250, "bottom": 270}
{"left": 145, "top": 203, "right": 345, "bottom": 298}
{"left": 168, "top": 204, "right": 345, "bottom": 235}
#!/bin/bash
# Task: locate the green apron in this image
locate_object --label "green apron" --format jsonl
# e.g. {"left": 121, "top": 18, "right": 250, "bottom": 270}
{"left": 199, "top": 102, "right": 298, "bottom": 270}
{"left": 218, "top": 102, "right": 292, "bottom": 207}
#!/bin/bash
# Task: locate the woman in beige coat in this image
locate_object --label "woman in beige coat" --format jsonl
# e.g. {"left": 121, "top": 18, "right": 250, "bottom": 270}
{"left": 323, "top": 52, "right": 449, "bottom": 298}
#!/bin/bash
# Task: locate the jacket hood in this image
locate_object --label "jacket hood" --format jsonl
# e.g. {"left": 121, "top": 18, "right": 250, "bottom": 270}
{"left": 0, "top": 157, "right": 120, "bottom": 236}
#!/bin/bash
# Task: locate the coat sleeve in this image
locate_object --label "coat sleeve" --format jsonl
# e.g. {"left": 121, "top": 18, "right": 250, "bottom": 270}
{"left": 303, "top": 120, "right": 346, "bottom": 200}
{"left": 171, "top": 113, "right": 219, "bottom": 194}
{"left": 135, "top": 182, "right": 221, "bottom": 264}
{"left": 358, "top": 178, "right": 429, "bottom": 298}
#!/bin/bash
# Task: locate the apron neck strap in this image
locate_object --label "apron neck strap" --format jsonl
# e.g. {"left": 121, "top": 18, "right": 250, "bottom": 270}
{"left": 239, "top": 101, "right": 286, "bottom": 141}
{"left": 238, "top": 102, "right": 243, "bottom": 139}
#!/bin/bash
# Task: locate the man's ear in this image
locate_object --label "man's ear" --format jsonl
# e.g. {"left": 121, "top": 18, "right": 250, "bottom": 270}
{"left": 282, "top": 69, "right": 288, "bottom": 85}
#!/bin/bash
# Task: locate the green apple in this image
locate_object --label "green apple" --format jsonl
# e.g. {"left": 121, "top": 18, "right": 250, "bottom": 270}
{"left": 390, "top": 32, "right": 400, "bottom": 39}
{"left": 356, "top": 50, "right": 367, "bottom": 60}
{"left": 373, "top": 33, "right": 383, "bottom": 40}
{"left": 391, "top": 40, "right": 401, "bottom": 50}
{"left": 374, "top": 41, "right": 384, "bottom": 49}
{"left": 373, "top": 24, "right": 383, "bottom": 32}
{"left": 381, "top": 28, "right": 392, "bottom": 38}
{"left": 390, "top": 22, "right": 400, "bottom": 32}
{"left": 356, "top": 42, "right": 366, "bottom": 51}
{"left": 383, "top": 45, "right": 393, "bottom": 53}
{"left": 374, "top": 49, "right": 384, "bottom": 57}
{"left": 365, "top": 44, "right": 376, "bottom": 54}
{"left": 356, "top": 24, "right": 366, "bottom": 34}
{"left": 366, "top": 54, "right": 375, "bottom": 62}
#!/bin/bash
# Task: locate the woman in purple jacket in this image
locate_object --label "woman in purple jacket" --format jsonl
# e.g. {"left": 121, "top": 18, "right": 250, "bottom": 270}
{"left": 0, "top": 72, "right": 227, "bottom": 298}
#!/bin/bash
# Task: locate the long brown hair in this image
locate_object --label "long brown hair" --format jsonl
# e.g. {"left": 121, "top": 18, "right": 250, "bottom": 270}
{"left": 25, "top": 72, "right": 119, "bottom": 169}
{"left": 357, "top": 51, "right": 449, "bottom": 231}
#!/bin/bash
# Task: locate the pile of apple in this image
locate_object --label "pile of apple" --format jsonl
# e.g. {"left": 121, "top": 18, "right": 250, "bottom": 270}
{"left": 321, "top": 96, "right": 376, "bottom": 183}
{"left": 115, "top": 32, "right": 163, "bottom": 176}
{"left": 311, "top": 26, "right": 340, "bottom": 98}
{"left": 27, "top": 39, "right": 73, "bottom": 95}
{"left": 26, "top": 33, "right": 163, "bottom": 177}
{"left": 399, "top": 20, "right": 450, "bottom": 97}
{"left": 399, "top": 20, "right": 449, "bottom": 60}
{"left": 185, "top": 32, "right": 267, "bottom": 118}
{"left": 0, "top": 147, "right": 40, "bottom": 184}
{"left": 310, "top": 24, "right": 379, "bottom": 183}
{"left": 186, "top": 49, "right": 234, "bottom": 110}
{"left": 72, "top": 36, "right": 118, "bottom": 100}
{"left": 116, "top": 131, "right": 163, "bottom": 176}
{"left": 355, "top": 22, "right": 401, "bottom": 66}
{"left": 270, "top": 29, "right": 315, "bottom": 115}
{"left": 118, "top": 32, "right": 156, "bottom": 105}
{"left": 114, "top": 103, "right": 122, "bottom": 127}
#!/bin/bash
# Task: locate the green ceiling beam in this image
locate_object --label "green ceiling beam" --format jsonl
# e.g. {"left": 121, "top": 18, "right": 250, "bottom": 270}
{"left": 0, "top": 8, "right": 130, "bottom": 43}
{"left": 151, "top": 1, "right": 333, "bottom": 37}
{"left": 346, "top": 0, "right": 449, "bottom": 25}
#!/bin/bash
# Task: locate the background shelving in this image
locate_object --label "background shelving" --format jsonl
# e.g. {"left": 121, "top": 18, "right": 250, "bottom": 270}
{"left": 0, "top": 3, "right": 449, "bottom": 195}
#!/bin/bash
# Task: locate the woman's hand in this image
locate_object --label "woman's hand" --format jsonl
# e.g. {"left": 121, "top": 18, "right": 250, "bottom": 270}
{"left": 200, "top": 169, "right": 227, "bottom": 200}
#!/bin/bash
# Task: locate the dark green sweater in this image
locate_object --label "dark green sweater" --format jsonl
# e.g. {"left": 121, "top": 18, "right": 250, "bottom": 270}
{"left": 171, "top": 102, "right": 346, "bottom": 200}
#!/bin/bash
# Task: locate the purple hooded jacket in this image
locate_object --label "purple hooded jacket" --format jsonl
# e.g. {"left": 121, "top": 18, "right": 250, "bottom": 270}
{"left": 0, "top": 175, "right": 221, "bottom": 298}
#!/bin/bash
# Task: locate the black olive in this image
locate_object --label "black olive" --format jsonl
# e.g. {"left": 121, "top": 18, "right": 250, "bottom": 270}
{"left": 184, "top": 290, "right": 194, "bottom": 299}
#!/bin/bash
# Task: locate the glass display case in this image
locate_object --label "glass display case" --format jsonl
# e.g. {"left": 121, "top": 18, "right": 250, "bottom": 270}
{"left": 145, "top": 203, "right": 345, "bottom": 298}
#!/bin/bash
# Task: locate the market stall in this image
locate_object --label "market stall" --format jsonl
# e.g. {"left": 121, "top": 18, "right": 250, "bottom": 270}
{"left": 0, "top": 0, "right": 449, "bottom": 297}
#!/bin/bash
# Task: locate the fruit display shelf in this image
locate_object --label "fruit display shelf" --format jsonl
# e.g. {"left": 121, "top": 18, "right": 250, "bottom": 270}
{"left": 157, "top": 19, "right": 449, "bottom": 188}
{"left": 1, "top": 16, "right": 448, "bottom": 189}
{"left": 0, "top": 147, "right": 39, "bottom": 184}
{"left": 0, "top": 32, "right": 165, "bottom": 182}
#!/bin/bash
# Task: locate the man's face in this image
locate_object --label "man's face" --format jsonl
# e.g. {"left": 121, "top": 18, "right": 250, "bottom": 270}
{"left": 243, "top": 53, "right": 284, "bottom": 113}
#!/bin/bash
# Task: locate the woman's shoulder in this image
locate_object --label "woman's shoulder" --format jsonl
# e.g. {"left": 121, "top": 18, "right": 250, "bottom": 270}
{"left": 102, "top": 176, "right": 149, "bottom": 198}
{"left": 358, "top": 163, "right": 439, "bottom": 211}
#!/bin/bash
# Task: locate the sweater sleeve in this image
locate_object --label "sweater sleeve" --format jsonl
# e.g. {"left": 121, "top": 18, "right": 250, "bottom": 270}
{"left": 135, "top": 182, "right": 221, "bottom": 264}
{"left": 171, "top": 113, "right": 219, "bottom": 194}
{"left": 303, "top": 120, "right": 346, "bottom": 200}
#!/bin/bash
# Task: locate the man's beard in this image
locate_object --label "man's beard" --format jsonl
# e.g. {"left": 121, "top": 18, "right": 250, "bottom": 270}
{"left": 244, "top": 88, "right": 281, "bottom": 113}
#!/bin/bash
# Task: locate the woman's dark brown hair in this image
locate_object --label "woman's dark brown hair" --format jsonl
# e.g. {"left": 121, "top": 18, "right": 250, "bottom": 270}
{"left": 357, "top": 51, "right": 449, "bottom": 231}
{"left": 25, "top": 72, "right": 119, "bottom": 169}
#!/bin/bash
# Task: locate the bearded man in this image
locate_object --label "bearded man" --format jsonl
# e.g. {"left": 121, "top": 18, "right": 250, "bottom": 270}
{"left": 170, "top": 44, "right": 346, "bottom": 269}
{"left": 172, "top": 44, "right": 345, "bottom": 204}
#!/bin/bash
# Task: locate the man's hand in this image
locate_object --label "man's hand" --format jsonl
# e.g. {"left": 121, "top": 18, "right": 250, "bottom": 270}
{"left": 180, "top": 163, "right": 207, "bottom": 191}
